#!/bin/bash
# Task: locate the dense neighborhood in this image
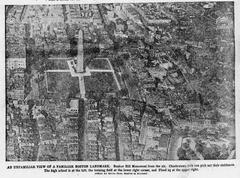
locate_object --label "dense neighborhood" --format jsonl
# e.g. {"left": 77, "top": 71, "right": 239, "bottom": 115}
{"left": 6, "top": 2, "right": 235, "bottom": 161}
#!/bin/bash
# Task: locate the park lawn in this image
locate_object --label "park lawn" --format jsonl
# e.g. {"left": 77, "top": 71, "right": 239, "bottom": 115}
{"left": 88, "top": 58, "right": 111, "bottom": 70}
{"left": 46, "top": 58, "right": 70, "bottom": 70}
{"left": 84, "top": 72, "right": 118, "bottom": 97}
{"left": 46, "top": 72, "right": 79, "bottom": 99}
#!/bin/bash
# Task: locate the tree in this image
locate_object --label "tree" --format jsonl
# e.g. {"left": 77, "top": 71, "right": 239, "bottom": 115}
{"left": 121, "top": 53, "right": 130, "bottom": 60}
{"left": 177, "top": 146, "right": 188, "bottom": 160}
{"left": 85, "top": 46, "right": 100, "bottom": 55}
{"left": 115, "top": 57, "right": 124, "bottom": 66}
{"left": 89, "top": 90, "right": 105, "bottom": 111}
{"left": 119, "top": 88, "right": 129, "bottom": 97}
{"left": 122, "top": 73, "right": 130, "bottom": 80}
{"left": 195, "top": 140, "right": 205, "bottom": 154}
{"left": 202, "top": 144, "right": 221, "bottom": 160}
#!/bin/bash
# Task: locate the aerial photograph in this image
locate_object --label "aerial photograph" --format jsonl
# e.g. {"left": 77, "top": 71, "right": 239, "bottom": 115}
{"left": 6, "top": 2, "right": 235, "bottom": 161}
